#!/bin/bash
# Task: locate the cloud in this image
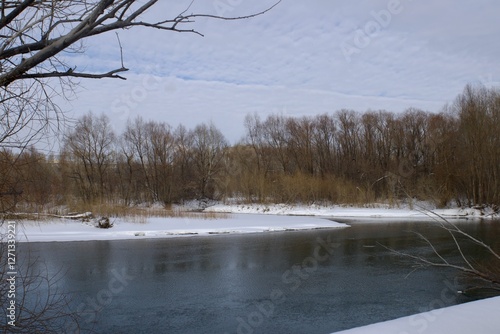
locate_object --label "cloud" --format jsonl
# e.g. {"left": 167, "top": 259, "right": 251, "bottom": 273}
{"left": 60, "top": 74, "right": 444, "bottom": 144}
{"left": 54, "top": 0, "right": 500, "bottom": 145}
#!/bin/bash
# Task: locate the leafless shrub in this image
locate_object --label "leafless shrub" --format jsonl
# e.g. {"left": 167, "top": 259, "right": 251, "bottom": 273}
{"left": 383, "top": 212, "right": 500, "bottom": 295}
{"left": 0, "top": 226, "right": 81, "bottom": 333}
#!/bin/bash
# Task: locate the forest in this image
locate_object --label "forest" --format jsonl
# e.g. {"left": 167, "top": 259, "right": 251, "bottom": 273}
{"left": 1, "top": 84, "right": 499, "bottom": 213}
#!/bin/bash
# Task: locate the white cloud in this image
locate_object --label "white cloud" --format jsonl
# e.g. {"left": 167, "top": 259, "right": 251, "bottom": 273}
{"left": 61, "top": 74, "right": 444, "bottom": 144}
{"left": 55, "top": 0, "right": 500, "bottom": 144}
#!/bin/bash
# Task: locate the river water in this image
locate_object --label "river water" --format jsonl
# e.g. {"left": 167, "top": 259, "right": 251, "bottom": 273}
{"left": 18, "top": 218, "right": 500, "bottom": 333}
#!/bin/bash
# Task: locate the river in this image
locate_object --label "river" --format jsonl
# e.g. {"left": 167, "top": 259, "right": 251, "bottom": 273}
{"left": 17, "top": 218, "right": 500, "bottom": 333}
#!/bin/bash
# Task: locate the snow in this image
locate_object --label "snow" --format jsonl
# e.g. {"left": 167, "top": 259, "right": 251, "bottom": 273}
{"left": 204, "top": 203, "right": 498, "bottom": 220}
{"left": 332, "top": 296, "right": 500, "bottom": 334}
{"left": 8, "top": 202, "right": 498, "bottom": 244}
{"left": 11, "top": 213, "right": 349, "bottom": 243}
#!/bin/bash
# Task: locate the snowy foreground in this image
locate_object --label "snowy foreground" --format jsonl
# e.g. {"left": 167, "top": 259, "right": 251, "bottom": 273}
{"left": 333, "top": 295, "right": 500, "bottom": 334}
{"left": 12, "top": 213, "right": 348, "bottom": 243}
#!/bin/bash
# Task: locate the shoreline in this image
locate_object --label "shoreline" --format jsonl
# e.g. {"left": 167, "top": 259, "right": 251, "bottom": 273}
{"left": 332, "top": 295, "right": 500, "bottom": 334}
{"left": 204, "top": 202, "right": 499, "bottom": 220}
{"left": 5, "top": 202, "right": 498, "bottom": 243}
{"left": 10, "top": 213, "right": 349, "bottom": 243}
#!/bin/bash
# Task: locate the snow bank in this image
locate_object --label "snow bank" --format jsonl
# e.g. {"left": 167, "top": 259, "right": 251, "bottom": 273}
{"left": 10, "top": 213, "right": 348, "bottom": 243}
{"left": 333, "top": 296, "right": 500, "bottom": 334}
{"left": 204, "top": 203, "right": 498, "bottom": 220}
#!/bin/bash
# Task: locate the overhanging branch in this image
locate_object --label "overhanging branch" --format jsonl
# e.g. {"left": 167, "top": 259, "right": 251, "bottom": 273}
{"left": 0, "top": 0, "right": 281, "bottom": 87}
{"left": 17, "top": 67, "right": 129, "bottom": 80}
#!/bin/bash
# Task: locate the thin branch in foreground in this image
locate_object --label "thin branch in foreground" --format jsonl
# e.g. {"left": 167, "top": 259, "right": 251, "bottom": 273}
{"left": 378, "top": 211, "right": 500, "bottom": 292}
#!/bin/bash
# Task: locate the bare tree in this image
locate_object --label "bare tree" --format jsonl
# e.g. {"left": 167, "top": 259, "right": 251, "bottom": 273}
{"left": 0, "top": 0, "right": 280, "bottom": 147}
{"left": 172, "top": 124, "right": 196, "bottom": 200}
{"left": 423, "top": 112, "right": 459, "bottom": 207}
{"left": 0, "top": 149, "right": 23, "bottom": 212}
{"left": 262, "top": 114, "right": 291, "bottom": 174}
{"left": 311, "top": 113, "right": 337, "bottom": 178}
{"left": 241, "top": 114, "right": 278, "bottom": 201}
{"left": 121, "top": 117, "right": 176, "bottom": 204}
{"left": 244, "top": 113, "right": 269, "bottom": 176}
{"left": 453, "top": 84, "right": 500, "bottom": 206}
{"left": 62, "top": 112, "right": 116, "bottom": 203}
{"left": 120, "top": 117, "right": 149, "bottom": 204}
{"left": 286, "top": 116, "right": 315, "bottom": 175}
{"left": 335, "top": 109, "right": 361, "bottom": 181}
{"left": 190, "top": 122, "right": 228, "bottom": 199}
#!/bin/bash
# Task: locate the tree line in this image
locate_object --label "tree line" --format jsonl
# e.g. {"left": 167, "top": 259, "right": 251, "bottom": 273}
{"left": 1, "top": 84, "right": 499, "bottom": 212}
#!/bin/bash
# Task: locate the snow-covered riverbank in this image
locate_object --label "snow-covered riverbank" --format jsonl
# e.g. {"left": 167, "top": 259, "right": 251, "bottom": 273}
{"left": 7, "top": 201, "right": 498, "bottom": 243}
{"left": 333, "top": 295, "right": 500, "bottom": 334}
{"left": 204, "top": 202, "right": 499, "bottom": 220}
{"left": 10, "top": 213, "right": 348, "bottom": 243}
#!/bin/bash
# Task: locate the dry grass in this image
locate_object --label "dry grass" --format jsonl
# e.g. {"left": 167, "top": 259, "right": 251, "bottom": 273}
{"left": 2, "top": 200, "right": 229, "bottom": 222}
{"left": 66, "top": 201, "right": 230, "bottom": 221}
{"left": 271, "top": 173, "right": 376, "bottom": 205}
{"left": 118, "top": 209, "right": 229, "bottom": 224}
{"left": 1, "top": 212, "right": 44, "bottom": 221}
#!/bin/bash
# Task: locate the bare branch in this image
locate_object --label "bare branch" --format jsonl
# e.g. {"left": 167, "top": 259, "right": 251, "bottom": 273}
{"left": 380, "top": 241, "right": 500, "bottom": 286}
{"left": 115, "top": 32, "right": 124, "bottom": 68}
{"left": 18, "top": 67, "right": 129, "bottom": 80}
{"left": 381, "top": 206, "right": 500, "bottom": 293}
{"left": 0, "top": 0, "right": 280, "bottom": 149}
{"left": 413, "top": 202, "right": 500, "bottom": 261}
{"left": 0, "top": 0, "right": 281, "bottom": 87}
{"left": 0, "top": 0, "right": 36, "bottom": 30}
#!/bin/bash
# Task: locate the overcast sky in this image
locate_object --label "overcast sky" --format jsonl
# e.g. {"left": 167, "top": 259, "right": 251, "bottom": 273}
{"left": 57, "top": 0, "right": 500, "bottom": 145}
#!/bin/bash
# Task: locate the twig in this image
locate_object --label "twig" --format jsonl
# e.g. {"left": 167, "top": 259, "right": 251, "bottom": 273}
{"left": 115, "top": 32, "right": 124, "bottom": 68}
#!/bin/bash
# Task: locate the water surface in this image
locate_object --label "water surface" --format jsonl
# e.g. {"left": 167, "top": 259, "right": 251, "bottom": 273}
{"left": 19, "top": 218, "right": 500, "bottom": 333}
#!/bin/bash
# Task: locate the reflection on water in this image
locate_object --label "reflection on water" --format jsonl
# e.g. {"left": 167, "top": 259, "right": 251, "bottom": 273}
{"left": 18, "top": 219, "right": 500, "bottom": 334}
